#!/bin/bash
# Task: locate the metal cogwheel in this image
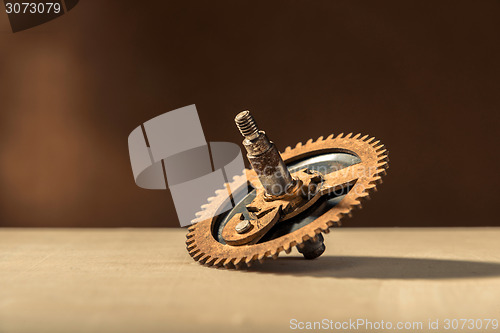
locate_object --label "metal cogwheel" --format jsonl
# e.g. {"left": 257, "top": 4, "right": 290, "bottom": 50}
{"left": 186, "top": 111, "right": 389, "bottom": 269}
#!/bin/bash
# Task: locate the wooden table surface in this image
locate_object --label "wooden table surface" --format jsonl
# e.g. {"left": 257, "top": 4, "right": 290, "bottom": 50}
{"left": 1, "top": 228, "right": 499, "bottom": 333}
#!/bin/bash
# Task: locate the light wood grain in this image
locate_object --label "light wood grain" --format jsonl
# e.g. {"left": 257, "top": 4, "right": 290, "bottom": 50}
{"left": 1, "top": 228, "right": 499, "bottom": 333}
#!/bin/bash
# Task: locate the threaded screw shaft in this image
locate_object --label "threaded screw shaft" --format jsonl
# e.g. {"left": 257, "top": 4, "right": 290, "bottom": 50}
{"left": 235, "top": 110, "right": 259, "bottom": 138}
{"left": 235, "top": 109, "right": 295, "bottom": 197}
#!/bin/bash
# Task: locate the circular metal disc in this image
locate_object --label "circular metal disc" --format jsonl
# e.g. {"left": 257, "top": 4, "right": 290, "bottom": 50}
{"left": 214, "top": 152, "right": 361, "bottom": 244}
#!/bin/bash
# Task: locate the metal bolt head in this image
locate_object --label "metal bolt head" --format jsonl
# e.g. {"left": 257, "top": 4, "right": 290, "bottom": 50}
{"left": 297, "top": 234, "right": 326, "bottom": 260}
{"left": 235, "top": 220, "right": 252, "bottom": 234}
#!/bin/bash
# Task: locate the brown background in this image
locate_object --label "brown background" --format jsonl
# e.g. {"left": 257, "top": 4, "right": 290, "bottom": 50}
{"left": 0, "top": 0, "right": 498, "bottom": 228}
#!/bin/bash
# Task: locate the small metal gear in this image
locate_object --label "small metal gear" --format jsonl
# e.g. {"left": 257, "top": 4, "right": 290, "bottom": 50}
{"left": 186, "top": 111, "right": 388, "bottom": 269}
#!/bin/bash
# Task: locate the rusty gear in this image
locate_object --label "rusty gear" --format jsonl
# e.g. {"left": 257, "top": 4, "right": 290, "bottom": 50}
{"left": 186, "top": 132, "right": 388, "bottom": 269}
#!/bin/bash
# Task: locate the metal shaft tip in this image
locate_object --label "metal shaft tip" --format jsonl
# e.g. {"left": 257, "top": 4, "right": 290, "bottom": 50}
{"left": 235, "top": 110, "right": 259, "bottom": 138}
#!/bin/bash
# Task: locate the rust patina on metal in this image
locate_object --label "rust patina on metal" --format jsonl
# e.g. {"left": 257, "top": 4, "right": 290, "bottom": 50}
{"left": 186, "top": 111, "right": 389, "bottom": 269}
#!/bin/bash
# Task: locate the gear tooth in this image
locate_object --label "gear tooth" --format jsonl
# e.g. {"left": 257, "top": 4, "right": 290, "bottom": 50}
{"left": 207, "top": 196, "right": 216, "bottom": 203}
{"left": 360, "top": 134, "right": 369, "bottom": 141}
{"left": 192, "top": 251, "right": 204, "bottom": 261}
{"left": 215, "top": 189, "right": 227, "bottom": 196}
{"left": 306, "top": 138, "right": 313, "bottom": 145}
{"left": 223, "top": 259, "right": 235, "bottom": 268}
{"left": 345, "top": 133, "right": 353, "bottom": 139}
{"left": 192, "top": 218, "right": 203, "bottom": 225}
{"left": 284, "top": 146, "right": 292, "bottom": 153}
{"left": 340, "top": 207, "right": 350, "bottom": 213}
{"left": 186, "top": 231, "right": 195, "bottom": 239}
{"left": 188, "top": 246, "right": 200, "bottom": 254}
{"left": 323, "top": 228, "right": 331, "bottom": 234}
{"left": 366, "top": 137, "right": 375, "bottom": 143}
{"left": 199, "top": 254, "right": 210, "bottom": 264}
{"left": 356, "top": 195, "right": 368, "bottom": 205}
{"left": 289, "top": 240, "right": 297, "bottom": 248}
{"left": 371, "top": 140, "right": 381, "bottom": 147}
{"left": 186, "top": 242, "right": 197, "bottom": 251}
{"left": 214, "top": 258, "right": 225, "bottom": 267}
{"left": 302, "top": 234, "right": 311, "bottom": 242}
{"left": 271, "top": 248, "right": 282, "bottom": 259}
{"left": 365, "top": 182, "right": 377, "bottom": 190}
{"left": 200, "top": 203, "right": 210, "bottom": 210}
{"left": 374, "top": 144, "right": 384, "bottom": 151}
{"left": 245, "top": 261, "right": 253, "bottom": 268}
{"left": 206, "top": 257, "right": 217, "bottom": 266}
{"left": 245, "top": 255, "right": 257, "bottom": 265}
{"left": 379, "top": 156, "right": 389, "bottom": 166}
{"left": 316, "top": 136, "right": 324, "bottom": 142}
{"left": 284, "top": 246, "right": 292, "bottom": 254}
{"left": 326, "top": 134, "right": 334, "bottom": 140}
{"left": 358, "top": 191, "right": 370, "bottom": 198}
{"left": 195, "top": 211, "right": 203, "bottom": 217}
{"left": 374, "top": 175, "right": 384, "bottom": 184}
{"left": 327, "top": 220, "right": 342, "bottom": 227}
{"left": 257, "top": 252, "right": 266, "bottom": 262}
{"left": 313, "top": 229, "right": 324, "bottom": 237}
{"left": 352, "top": 133, "right": 361, "bottom": 139}
{"left": 295, "top": 141, "right": 303, "bottom": 149}
{"left": 186, "top": 238, "right": 195, "bottom": 245}
{"left": 336, "top": 133, "right": 344, "bottom": 139}
{"left": 187, "top": 225, "right": 196, "bottom": 232}
{"left": 378, "top": 150, "right": 388, "bottom": 158}
{"left": 233, "top": 257, "right": 245, "bottom": 267}
{"left": 377, "top": 161, "right": 389, "bottom": 168}
{"left": 378, "top": 149, "right": 388, "bottom": 156}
